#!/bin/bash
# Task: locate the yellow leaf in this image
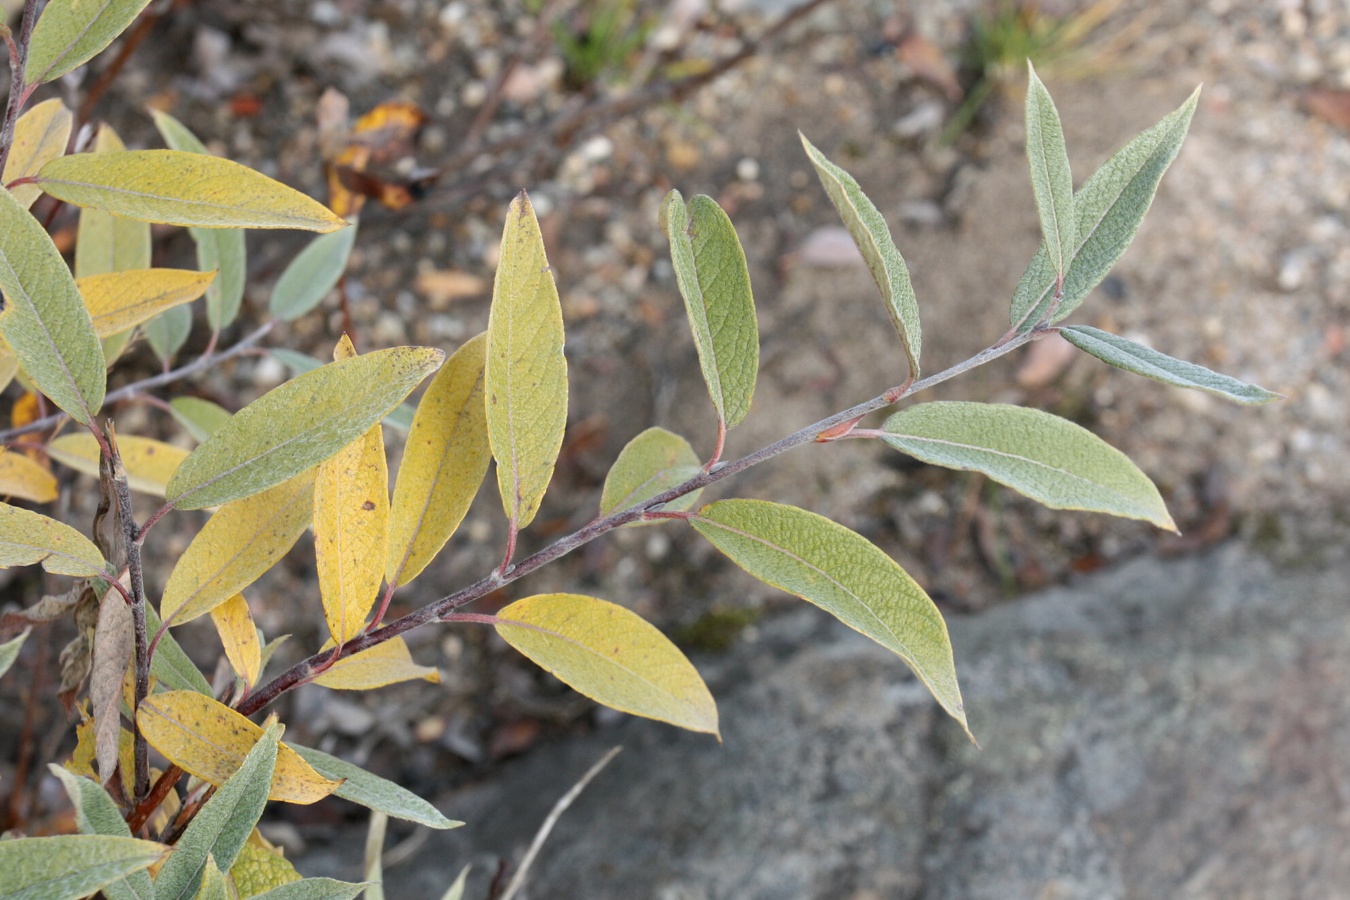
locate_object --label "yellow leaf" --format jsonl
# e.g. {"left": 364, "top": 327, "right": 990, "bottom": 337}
{"left": 160, "top": 471, "right": 315, "bottom": 627}
{"left": 315, "top": 336, "right": 390, "bottom": 644}
{"left": 386, "top": 332, "right": 490, "bottom": 587}
{"left": 0, "top": 449, "right": 57, "bottom": 503}
{"left": 486, "top": 192, "right": 568, "bottom": 530}
{"left": 0, "top": 337, "right": 17, "bottom": 395}
{"left": 3, "top": 98, "right": 72, "bottom": 209}
{"left": 79, "top": 268, "right": 215, "bottom": 337}
{"left": 209, "top": 594, "right": 261, "bottom": 687}
{"left": 48, "top": 433, "right": 188, "bottom": 497}
{"left": 75, "top": 125, "right": 152, "bottom": 279}
{"left": 136, "top": 690, "right": 341, "bottom": 804}
{"left": 312, "top": 637, "right": 439, "bottom": 690}
{"left": 66, "top": 704, "right": 97, "bottom": 779}
{"left": 38, "top": 150, "right": 349, "bottom": 231}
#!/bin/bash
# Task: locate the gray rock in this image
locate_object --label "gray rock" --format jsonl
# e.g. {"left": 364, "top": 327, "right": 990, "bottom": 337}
{"left": 299, "top": 545, "right": 1350, "bottom": 898}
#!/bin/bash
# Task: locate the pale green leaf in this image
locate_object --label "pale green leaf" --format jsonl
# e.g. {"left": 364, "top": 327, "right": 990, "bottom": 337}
{"left": 143, "top": 304, "right": 193, "bottom": 367}
{"left": 194, "top": 857, "right": 229, "bottom": 900}
{"left": 36, "top": 150, "right": 348, "bottom": 231}
{"left": 154, "top": 724, "right": 281, "bottom": 900}
{"left": 0, "top": 187, "right": 106, "bottom": 425}
{"left": 386, "top": 332, "right": 490, "bottom": 587}
{"left": 249, "top": 879, "right": 369, "bottom": 900}
{"left": 270, "top": 221, "right": 359, "bottom": 321}
{"left": 799, "top": 133, "right": 920, "bottom": 378}
{"left": 3, "top": 99, "right": 73, "bottom": 208}
{"left": 25, "top": 0, "right": 155, "bottom": 84}
{"left": 1059, "top": 325, "right": 1280, "bottom": 405}
{"left": 690, "top": 499, "right": 968, "bottom": 736}
{"left": 290, "top": 744, "right": 463, "bottom": 830}
{"left": 485, "top": 192, "right": 568, "bottom": 530}
{"left": 495, "top": 593, "right": 719, "bottom": 736}
{"left": 48, "top": 766, "right": 156, "bottom": 900}
{"left": 882, "top": 401, "right": 1174, "bottom": 529}
{"left": 1011, "top": 87, "right": 1200, "bottom": 329}
{"left": 271, "top": 349, "right": 415, "bottom": 431}
{"left": 160, "top": 471, "right": 315, "bottom": 627}
{"left": 148, "top": 110, "right": 249, "bottom": 330}
{"left": 48, "top": 432, "right": 188, "bottom": 497}
{"left": 659, "top": 190, "right": 758, "bottom": 428}
{"left": 438, "top": 867, "right": 471, "bottom": 900}
{"left": 1024, "top": 63, "right": 1075, "bottom": 277}
{"left": 144, "top": 598, "right": 213, "bottom": 695}
{"left": 598, "top": 426, "right": 702, "bottom": 518}
{"left": 169, "top": 397, "right": 233, "bottom": 442}
{"left": 0, "top": 834, "right": 167, "bottom": 900}
{"left": 0, "top": 628, "right": 27, "bottom": 680}
{"left": 75, "top": 126, "right": 152, "bottom": 280}
{"left": 0, "top": 501, "right": 111, "bottom": 577}
{"left": 165, "top": 347, "right": 442, "bottom": 510}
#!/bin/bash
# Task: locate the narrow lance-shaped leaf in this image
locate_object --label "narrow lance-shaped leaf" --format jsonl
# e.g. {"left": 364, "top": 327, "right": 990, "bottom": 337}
{"left": 91, "top": 583, "right": 133, "bottom": 788}
{"left": 0, "top": 501, "right": 111, "bottom": 578}
{"left": 0, "top": 628, "right": 28, "bottom": 680}
{"left": 160, "top": 471, "right": 316, "bottom": 627}
{"left": 882, "top": 401, "right": 1175, "bottom": 530}
{"left": 290, "top": 743, "right": 463, "bottom": 830}
{"left": 150, "top": 110, "right": 248, "bottom": 329}
{"left": 249, "top": 879, "right": 370, "bottom": 900}
{"left": 495, "top": 593, "right": 719, "bottom": 736}
{"left": 1011, "top": 86, "right": 1201, "bottom": 330}
{"left": 194, "top": 857, "right": 230, "bottom": 900}
{"left": 270, "top": 349, "right": 416, "bottom": 431}
{"left": 47, "top": 767, "right": 156, "bottom": 900}
{"left": 0, "top": 449, "right": 58, "bottom": 503}
{"left": 690, "top": 499, "right": 969, "bottom": 737}
{"left": 153, "top": 722, "right": 281, "bottom": 900}
{"left": 25, "top": 0, "right": 155, "bottom": 84}
{"left": 799, "top": 133, "right": 921, "bottom": 378}
{"left": 0, "top": 186, "right": 106, "bottom": 425}
{"left": 79, "top": 268, "right": 215, "bottom": 337}
{"left": 136, "top": 691, "right": 340, "bottom": 804}
{"left": 37, "top": 150, "right": 349, "bottom": 231}
{"left": 1059, "top": 325, "right": 1281, "bottom": 405}
{"left": 1024, "top": 62, "right": 1075, "bottom": 277}
{"left": 659, "top": 190, "right": 758, "bottom": 428}
{"left": 598, "top": 426, "right": 702, "bottom": 519}
{"left": 169, "top": 396, "right": 232, "bottom": 442}
{"left": 0, "top": 835, "right": 167, "bottom": 900}
{"left": 312, "top": 637, "right": 439, "bottom": 690}
{"left": 386, "top": 332, "right": 490, "bottom": 587}
{"left": 317, "top": 336, "right": 390, "bottom": 643}
{"left": 485, "top": 192, "right": 568, "bottom": 530}
{"left": 48, "top": 432, "right": 188, "bottom": 497}
{"left": 166, "top": 346, "right": 442, "bottom": 510}
{"left": 144, "top": 592, "right": 213, "bottom": 695}
{"left": 209, "top": 593, "right": 262, "bottom": 687}
{"left": 270, "top": 220, "right": 359, "bottom": 321}
{"left": 3, "top": 98, "right": 73, "bottom": 208}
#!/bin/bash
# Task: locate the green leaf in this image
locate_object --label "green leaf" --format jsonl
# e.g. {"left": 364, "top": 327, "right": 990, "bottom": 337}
{"left": 75, "top": 126, "right": 152, "bottom": 280}
{"left": 1024, "top": 63, "right": 1075, "bottom": 277}
{"left": 249, "top": 879, "right": 370, "bottom": 900}
{"left": 438, "top": 867, "right": 471, "bottom": 900}
{"left": 194, "top": 857, "right": 230, "bottom": 900}
{"left": 169, "top": 397, "right": 233, "bottom": 442}
{"left": 144, "top": 599, "right": 214, "bottom": 695}
{"left": 150, "top": 111, "right": 249, "bottom": 330}
{"left": 598, "top": 426, "right": 702, "bottom": 518}
{"left": 495, "top": 593, "right": 719, "bottom": 736}
{"left": 48, "top": 766, "right": 156, "bottom": 900}
{"left": 386, "top": 332, "right": 490, "bottom": 587}
{"left": 0, "top": 501, "right": 111, "bottom": 577}
{"left": 25, "top": 0, "right": 155, "bottom": 85}
{"left": 882, "top": 401, "right": 1175, "bottom": 529}
{"left": 798, "top": 133, "right": 921, "bottom": 378}
{"left": 229, "top": 841, "right": 301, "bottom": 897}
{"left": 154, "top": 723, "right": 281, "bottom": 900}
{"left": 485, "top": 192, "right": 568, "bottom": 530}
{"left": 690, "top": 499, "right": 969, "bottom": 736}
{"left": 36, "top": 151, "right": 349, "bottom": 231}
{"left": 165, "top": 347, "right": 442, "bottom": 510}
{"left": 160, "top": 472, "right": 315, "bottom": 627}
{"left": 289, "top": 744, "right": 463, "bottom": 830}
{"left": 1059, "top": 325, "right": 1280, "bottom": 405}
{"left": 269, "top": 221, "right": 359, "bottom": 321}
{"left": 0, "top": 834, "right": 167, "bottom": 900}
{"left": 0, "top": 187, "right": 106, "bottom": 426}
{"left": 659, "top": 190, "right": 758, "bottom": 428}
{"left": 0, "top": 628, "right": 28, "bottom": 680}
{"left": 1011, "top": 87, "right": 1200, "bottom": 330}
{"left": 143, "top": 304, "right": 193, "bottom": 367}
{"left": 270, "top": 350, "right": 415, "bottom": 431}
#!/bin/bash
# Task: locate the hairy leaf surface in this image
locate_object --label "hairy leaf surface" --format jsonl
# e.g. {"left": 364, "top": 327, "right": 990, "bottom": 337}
{"left": 0, "top": 835, "right": 167, "bottom": 900}
{"left": 48, "top": 767, "right": 155, "bottom": 900}
{"left": 1024, "top": 63, "right": 1076, "bottom": 276}
{"left": 496, "top": 593, "right": 719, "bottom": 736}
{"left": 290, "top": 744, "right": 463, "bottom": 829}
{"left": 0, "top": 501, "right": 111, "bottom": 577}
{"left": 248, "top": 878, "right": 370, "bottom": 900}
{"left": 79, "top": 268, "right": 213, "bottom": 337}
{"left": 598, "top": 426, "right": 702, "bottom": 518}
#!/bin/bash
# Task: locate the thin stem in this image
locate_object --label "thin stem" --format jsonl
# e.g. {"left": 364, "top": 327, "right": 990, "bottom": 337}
{"left": 0, "top": 0, "right": 38, "bottom": 176}
{"left": 237, "top": 325, "right": 1041, "bottom": 719}
{"left": 135, "top": 502, "right": 173, "bottom": 543}
{"left": 368, "top": 582, "right": 397, "bottom": 632}
{"left": 107, "top": 426, "right": 151, "bottom": 801}
{"left": 705, "top": 417, "right": 726, "bottom": 470}
{"left": 0, "top": 321, "right": 274, "bottom": 443}
{"left": 125, "top": 764, "right": 182, "bottom": 834}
